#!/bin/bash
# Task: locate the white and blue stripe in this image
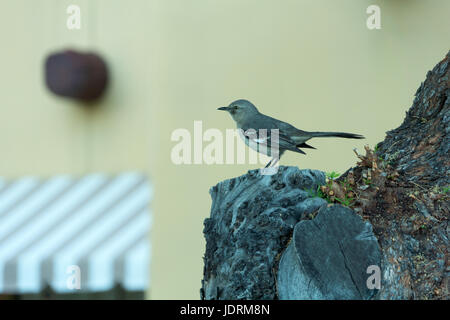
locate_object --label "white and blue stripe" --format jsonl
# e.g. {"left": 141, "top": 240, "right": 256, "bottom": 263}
{"left": 0, "top": 172, "right": 152, "bottom": 294}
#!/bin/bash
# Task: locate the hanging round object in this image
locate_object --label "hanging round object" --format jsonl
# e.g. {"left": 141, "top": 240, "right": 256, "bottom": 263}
{"left": 45, "top": 49, "right": 109, "bottom": 102}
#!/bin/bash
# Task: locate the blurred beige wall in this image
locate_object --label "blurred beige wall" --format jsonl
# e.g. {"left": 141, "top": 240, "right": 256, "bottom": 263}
{"left": 0, "top": 0, "right": 449, "bottom": 299}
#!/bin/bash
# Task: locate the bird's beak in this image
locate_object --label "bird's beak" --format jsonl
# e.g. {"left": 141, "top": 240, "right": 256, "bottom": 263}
{"left": 217, "top": 106, "right": 229, "bottom": 111}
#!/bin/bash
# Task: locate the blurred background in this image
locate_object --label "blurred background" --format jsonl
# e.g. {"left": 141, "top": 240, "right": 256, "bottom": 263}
{"left": 0, "top": 0, "right": 449, "bottom": 299}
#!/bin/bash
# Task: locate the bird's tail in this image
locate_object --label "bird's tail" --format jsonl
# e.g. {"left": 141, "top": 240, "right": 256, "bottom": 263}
{"left": 308, "top": 131, "right": 365, "bottom": 139}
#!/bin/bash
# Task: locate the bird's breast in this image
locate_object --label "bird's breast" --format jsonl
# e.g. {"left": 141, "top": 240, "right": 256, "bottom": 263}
{"left": 239, "top": 130, "right": 274, "bottom": 157}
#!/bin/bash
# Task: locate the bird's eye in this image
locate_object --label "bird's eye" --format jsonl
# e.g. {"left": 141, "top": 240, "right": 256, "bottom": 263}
{"left": 233, "top": 106, "right": 238, "bottom": 110}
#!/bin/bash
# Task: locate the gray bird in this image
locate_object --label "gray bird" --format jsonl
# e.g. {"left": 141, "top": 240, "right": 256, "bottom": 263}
{"left": 218, "top": 99, "right": 364, "bottom": 168}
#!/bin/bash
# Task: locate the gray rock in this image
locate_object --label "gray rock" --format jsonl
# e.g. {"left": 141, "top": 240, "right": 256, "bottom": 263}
{"left": 201, "top": 166, "right": 327, "bottom": 300}
{"left": 277, "top": 205, "right": 381, "bottom": 300}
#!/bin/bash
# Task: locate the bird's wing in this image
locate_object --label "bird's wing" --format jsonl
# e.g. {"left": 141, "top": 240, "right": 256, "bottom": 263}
{"left": 277, "top": 132, "right": 307, "bottom": 154}
{"left": 256, "top": 114, "right": 312, "bottom": 141}
{"left": 246, "top": 113, "right": 311, "bottom": 154}
{"left": 240, "top": 126, "right": 306, "bottom": 155}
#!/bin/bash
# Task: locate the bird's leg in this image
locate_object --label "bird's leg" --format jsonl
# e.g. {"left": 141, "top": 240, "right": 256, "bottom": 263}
{"left": 264, "top": 159, "right": 273, "bottom": 168}
{"left": 270, "top": 157, "right": 280, "bottom": 167}
{"left": 264, "top": 157, "right": 280, "bottom": 168}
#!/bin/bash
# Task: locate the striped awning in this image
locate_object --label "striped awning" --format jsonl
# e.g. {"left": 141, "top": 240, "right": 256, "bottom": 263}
{"left": 0, "top": 172, "right": 152, "bottom": 294}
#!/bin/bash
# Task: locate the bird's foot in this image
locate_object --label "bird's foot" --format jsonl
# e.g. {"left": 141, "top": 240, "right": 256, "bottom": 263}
{"left": 259, "top": 167, "right": 279, "bottom": 176}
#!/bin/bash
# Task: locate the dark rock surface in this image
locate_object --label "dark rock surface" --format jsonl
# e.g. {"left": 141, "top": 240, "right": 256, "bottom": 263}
{"left": 201, "top": 167, "right": 327, "bottom": 299}
{"left": 343, "top": 51, "right": 450, "bottom": 299}
{"left": 277, "top": 205, "right": 381, "bottom": 300}
{"left": 377, "top": 51, "right": 449, "bottom": 187}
